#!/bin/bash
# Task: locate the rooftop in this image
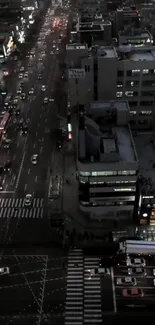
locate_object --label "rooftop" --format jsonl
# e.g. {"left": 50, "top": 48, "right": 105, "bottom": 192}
{"left": 78, "top": 101, "right": 137, "bottom": 164}
{"left": 119, "top": 30, "right": 151, "bottom": 38}
{"left": 89, "top": 45, "right": 117, "bottom": 58}
{"left": 66, "top": 43, "right": 87, "bottom": 50}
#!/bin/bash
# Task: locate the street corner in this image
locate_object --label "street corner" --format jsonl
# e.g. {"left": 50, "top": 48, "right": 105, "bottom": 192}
{"left": 0, "top": 254, "right": 48, "bottom": 321}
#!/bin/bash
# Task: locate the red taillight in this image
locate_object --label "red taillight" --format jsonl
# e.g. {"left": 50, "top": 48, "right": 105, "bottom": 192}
{"left": 68, "top": 132, "right": 72, "bottom": 140}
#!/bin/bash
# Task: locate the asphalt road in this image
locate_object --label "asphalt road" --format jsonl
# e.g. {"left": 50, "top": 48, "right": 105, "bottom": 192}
{"left": 0, "top": 7, "right": 69, "bottom": 248}
{"left": 0, "top": 252, "right": 67, "bottom": 324}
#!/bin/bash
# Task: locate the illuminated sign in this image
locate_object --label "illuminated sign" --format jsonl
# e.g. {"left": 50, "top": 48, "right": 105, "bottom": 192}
{"left": 68, "top": 68, "right": 85, "bottom": 78}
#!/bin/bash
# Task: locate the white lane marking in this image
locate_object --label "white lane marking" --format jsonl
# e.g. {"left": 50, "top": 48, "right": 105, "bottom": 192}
{"left": 111, "top": 267, "right": 117, "bottom": 313}
{"left": 33, "top": 143, "right": 36, "bottom": 148}
{"left": 36, "top": 131, "right": 38, "bottom": 137}
{"left": 35, "top": 176, "right": 38, "bottom": 183}
{"left": 10, "top": 174, "right": 16, "bottom": 186}
{"left": 17, "top": 142, "right": 19, "bottom": 148}
{"left": 24, "top": 184, "right": 27, "bottom": 191}
{"left": 28, "top": 168, "right": 30, "bottom": 175}
{"left": 13, "top": 155, "right": 16, "bottom": 161}
{"left": 40, "top": 147, "right": 43, "bottom": 154}
{"left": 15, "top": 152, "right": 26, "bottom": 190}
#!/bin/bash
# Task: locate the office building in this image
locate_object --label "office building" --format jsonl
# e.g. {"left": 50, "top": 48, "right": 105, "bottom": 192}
{"left": 67, "top": 44, "right": 155, "bottom": 129}
{"left": 77, "top": 100, "right": 138, "bottom": 220}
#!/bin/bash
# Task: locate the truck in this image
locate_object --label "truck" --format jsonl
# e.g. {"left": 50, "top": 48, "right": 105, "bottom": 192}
{"left": 48, "top": 176, "right": 61, "bottom": 200}
{"left": 118, "top": 240, "right": 155, "bottom": 255}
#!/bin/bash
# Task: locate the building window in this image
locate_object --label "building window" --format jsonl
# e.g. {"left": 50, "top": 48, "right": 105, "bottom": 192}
{"left": 118, "top": 170, "right": 136, "bottom": 176}
{"left": 127, "top": 70, "right": 132, "bottom": 76}
{"left": 131, "top": 69, "right": 140, "bottom": 75}
{"left": 140, "top": 110, "right": 152, "bottom": 115}
{"left": 126, "top": 81, "right": 139, "bottom": 87}
{"left": 143, "top": 69, "right": 149, "bottom": 75}
{"left": 129, "top": 110, "right": 137, "bottom": 115}
{"left": 117, "top": 70, "right": 124, "bottom": 77}
{"left": 116, "top": 91, "right": 123, "bottom": 98}
{"left": 117, "top": 82, "right": 123, "bottom": 88}
{"left": 129, "top": 101, "right": 137, "bottom": 107}
{"left": 125, "top": 91, "right": 133, "bottom": 97}
{"left": 140, "top": 100, "right": 154, "bottom": 106}
{"left": 141, "top": 91, "right": 154, "bottom": 97}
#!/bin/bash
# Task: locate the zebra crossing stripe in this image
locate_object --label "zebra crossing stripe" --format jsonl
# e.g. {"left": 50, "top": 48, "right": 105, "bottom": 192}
{"left": 0, "top": 207, "right": 44, "bottom": 219}
{"left": 0, "top": 197, "right": 44, "bottom": 208}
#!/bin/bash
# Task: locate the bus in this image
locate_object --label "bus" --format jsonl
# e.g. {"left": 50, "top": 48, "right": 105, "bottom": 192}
{"left": 0, "top": 112, "right": 10, "bottom": 135}
{"left": 48, "top": 176, "right": 61, "bottom": 199}
{"left": 4, "top": 93, "right": 13, "bottom": 108}
{"left": 118, "top": 240, "right": 155, "bottom": 255}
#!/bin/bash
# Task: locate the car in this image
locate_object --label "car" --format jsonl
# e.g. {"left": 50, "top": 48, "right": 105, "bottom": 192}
{"left": 21, "top": 125, "right": 28, "bottom": 134}
{"left": 17, "top": 87, "right": 22, "bottom": 94}
{"left": 20, "top": 93, "right": 26, "bottom": 100}
{"left": 41, "top": 85, "right": 46, "bottom": 91}
{"left": 126, "top": 257, "right": 146, "bottom": 267}
{"left": 15, "top": 109, "right": 20, "bottom": 115}
{"left": 24, "top": 194, "right": 33, "bottom": 206}
{"left": 24, "top": 72, "right": 28, "bottom": 78}
{"left": 122, "top": 288, "right": 144, "bottom": 298}
{"left": 39, "top": 57, "right": 43, "bottom": 61}
{"left": 88, "top": 268, "right": 110, "bottom": 277}
{"left": 49, "top": 97, "right": 54, "bottom": 102}
{"left": 18, "top": 73, "right": 23, "bottom": 79}
{"left": 3, "top": 138, "right": 11, "bottom": 149}
{"left": 29, "top": 88, "right": 34, "bottom": 94}
{"left": 128, "top": 267, "right": 147, "bottom": 276}
{"left": 20, "top": 66, "right": 24, "bottom": 72}
{"left": 28, "top": 63, "right": 31, "bottom": 67}
{"left": 4, "top": 160, "right": 11, "bottom": 172}
{"left": 0, "top": 267, "right": 10, "bottom": 275}
{"left": 43, "top": 97, "right": 48, "bottom": 104}
{"left": 31, "top": 154, "right": 38, "bottom": 164}
{"left": 153, "top": 279, "right": 155, "bottom": 286}
{"left": 153, "top": 269, "right": 155, "bottom": 276}
{"left": 38, "top": 75, "right": 42, "bottom": 80}
{"left": 116, "top": 277, "right": 137, "bottom": 286}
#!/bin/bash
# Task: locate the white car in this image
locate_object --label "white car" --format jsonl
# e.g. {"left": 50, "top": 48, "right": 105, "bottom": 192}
{"left": 18, "top": 73, "right": 23, "bottom": 79}
{"left": 24, "top": 194, "right": 33, "bottom": 206}
{"left": 29, "top": 88, "right": 34, "bottom": 94}
{"left": 153, "top": 279, "right": 155, "bottom": 286}
{"left": 49, "top": 98, "right": 54, "bottom": 102}
{"left": 116, "top": 277, "right": 136, "bottom": 286}
{"left": 153, "top": 269, "right": 155, "bottom": 276}
{"left": 126, "top": 257, "right": 146, "bottom": 267}
{"left": 41, "top": 85, "right": 46, "bottom": 91}
{"left": 20, "top": 66, "right": 24, "bottom": 72}
{"left": 17, "top": 88, "right": 22, "bottom": 94}
{"left": 43, "top": 97, "right": 48, "bottom": 104}
{"left": 0, "top": 267, "right": 10, "bottom": 275}
{"left": 24, "top": 72, "right": 28, "bottom": 78}
{"left": 31, "top": 154, "right": 38, "bottom": 164}
{"left": 88, "top": 268, "right": 110, "bottom": 277}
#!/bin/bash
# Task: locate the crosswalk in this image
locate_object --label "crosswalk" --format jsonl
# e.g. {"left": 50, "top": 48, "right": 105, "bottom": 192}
{"left": 65, "top": 249, "right": 102, "bottom": 325}
{"left": 0, "top": 198, "right": 44, "bottom": 219}
{"left": 0, "top": 198, "right": 44, "bottom": 208}
{"left": 84, "top": 257, "right": 102, "bottom": 323}
{"left": 65, "top": 249, "right": 84, "bottom": 325}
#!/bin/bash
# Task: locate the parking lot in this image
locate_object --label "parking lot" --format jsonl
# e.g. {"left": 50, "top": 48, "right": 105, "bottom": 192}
{"left": 113, "top": 255, "right": 155, "bottom": 312}
{"left": 0, "top": 254, "right": 67, "bottom": 324}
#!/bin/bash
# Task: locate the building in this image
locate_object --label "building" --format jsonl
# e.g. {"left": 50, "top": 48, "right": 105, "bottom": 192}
{"left": 77, "top": 100, "right": 138, "bottom": 220}
{"left": 67, "top": 44, "right": 155, "bottom": 129}
{"left": 114, "top": 6, "right": 141, "bottom": 33}
{"left": 118, "top": 29, "right": 153, "bottom": 47}
{"left": 73, "top": 19, "right": 112, "bottom": 47}
{"left": 0, "top": 0, "right": 22, "bottom": 22}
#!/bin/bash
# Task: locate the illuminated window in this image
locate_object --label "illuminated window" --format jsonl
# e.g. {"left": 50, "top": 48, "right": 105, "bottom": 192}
{"left": 125, "top": 91, "right": 133, "bottom": 97}
{"left": 129, "top": 110, "right": 136, "bottom": 115}
{"left": 116, "top": 91, "right": 122, "bottom": 98}
{"left": 143, "top": 69, "right": 149, "bottom": 74}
